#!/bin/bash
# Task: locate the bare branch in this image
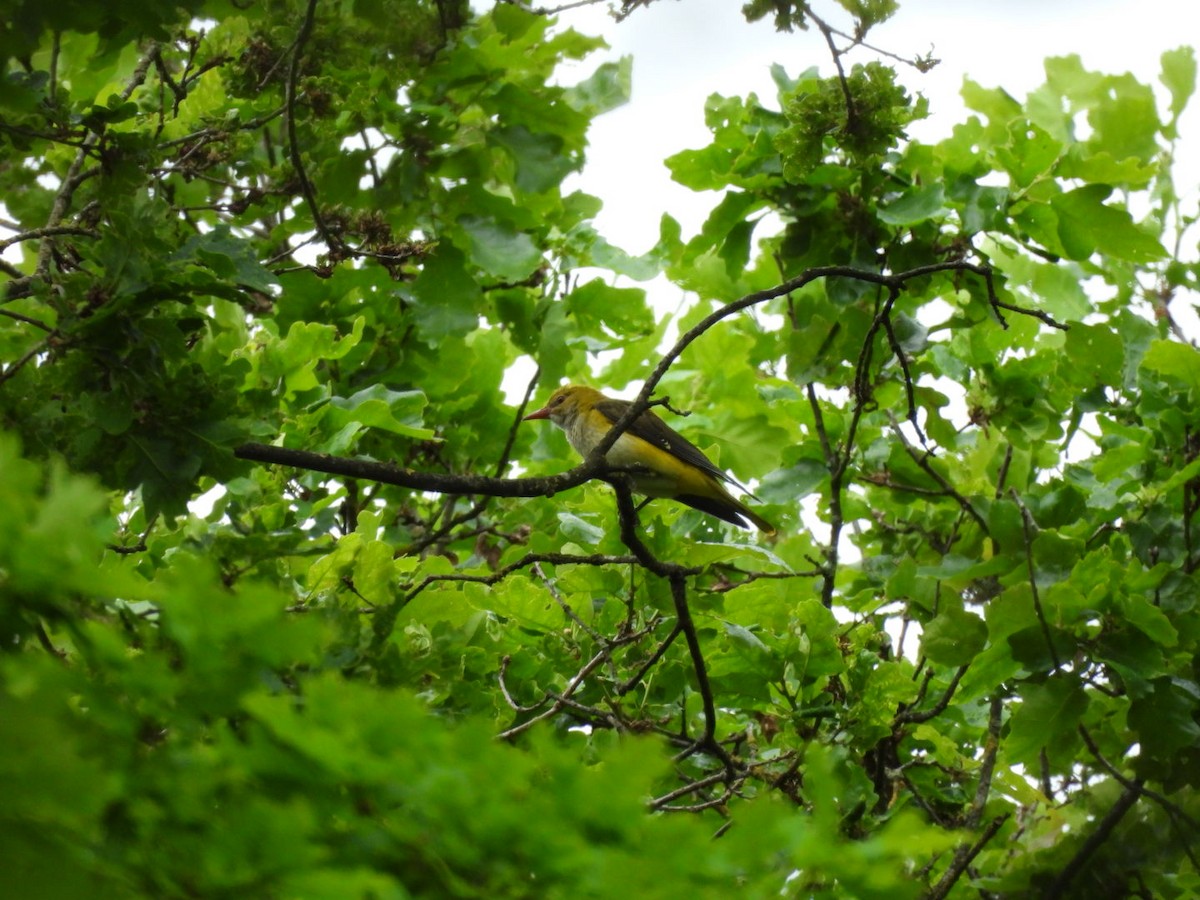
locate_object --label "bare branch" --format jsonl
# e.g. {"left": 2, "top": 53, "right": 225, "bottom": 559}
{"left": 1078, "top": 725, "right": 1200, "bottom": 869}
{"left": 616, "top": 621, "right": 682, "bottom": 695}
{"left": 889, "top": 413, "right": 989, "bottom": 534}
{"left": 895, "top": 665, "right": 968, "bottom": 725}
{"left": 969, "top": 695, "right": 1004, "bottom": 828}
{"left": 285, "top": 0, "right": 341, "bottom": 254}
{"left": 497, "top": 646, "right": 613, "bottom": 741}
{"left": 1046, "top": 780, "right": 1143, "bottom": 897}
{"left": 925, "top": 813, "right": 1009, "bottom": 900}
{"left": 1010, "top": 488, "right": 1061, "bottom": 670}
{"left": 235, "top": 439, "right": 628, "bottom": 508}
{"left": 0, "top": 225, "right": 99, "bottom": 254}
{"left": 0, "top": 340, "right": 47, "bottom": 386}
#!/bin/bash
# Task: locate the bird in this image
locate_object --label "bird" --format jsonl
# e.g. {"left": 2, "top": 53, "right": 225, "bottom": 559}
{"left": 523, "top": 385, "right": 775, "bottom": 533}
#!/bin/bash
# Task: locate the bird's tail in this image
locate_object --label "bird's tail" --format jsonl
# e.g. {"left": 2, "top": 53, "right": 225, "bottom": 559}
{"left": 677, "top": 493, "right": 775, "bottom": 535}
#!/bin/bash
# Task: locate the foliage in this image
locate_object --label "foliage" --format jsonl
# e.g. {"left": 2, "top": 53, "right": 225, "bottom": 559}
{"left": 2, "top": 0, "right": 1199, "bottom": 896}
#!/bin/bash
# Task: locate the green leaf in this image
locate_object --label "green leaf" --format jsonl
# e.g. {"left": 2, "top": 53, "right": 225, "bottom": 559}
{"left": 994, "top": 122, "right": 1061, "bottom": 188}
{"left": 853, "top": 659, "right": 919, "bottom": 743}
{"left": 564, "top": 56, "right": 632, "bottom": 115}
{"left": 920, "top": 608, "right": 988, "bottom": 666}
{"left": 176, "top": 226, "right": 280, "bottom": 293}
{"left": 891, "top": 312, "right": 928, "bottom": 353}
{"left": 1087, "top": 73, "right": 1160, "bottom": 163}
{"left": 961, "top": 78, "right": 1021, "bottom": 125}
{"left": 410, "top": 243, "right": 483, "bottom": 345}
{"left": 327, "top": 386, "right": 436, "bottom": 440}
{"left": 722, "top": 621, "right": 777, "bottom": 677}
{"left": 459, "top": 216, "right": 543, "bottom": 282}
{"left": 1007, "top": 624, "right": 1078, "bottom": 673}
{"left": 1050, "top": 185, "right": 1166, "bottom": 263}
{"left": 1160, "top": 47, "right": 1197, "bottom": 121}
{"left": 834, "top": 0, "right": 898, "bottom": 28}
{"left": 687, "top": 190, "right": 766, "bottom": 275}
{"left": 1057, "top": 148, "right": 1156, "bottom": 188}
{"left": 1005, "top": 674, "right": 1088, "bottom": 767}
{"left": 1031, "top": 258, "right": 1092, "bottom": 321}
{"left": 463, "top": 577, "right": 561, "bottom": 630}
{"left": 491, "top": 126, "right": 578, "bottom": 194}
{"left": 567, "top": 279, "right": 653, "bottom": 338}
{"left": 1064, "top": 324, "right": 1124, "bottom": 386}
{"left": 1142, "top": 340, "right": 1200, "bottom": 395}
{"left": 1129, "top": 678, "right": 1200, "bottom": 763}
{"left": 793, "top": 600, "right": 846, "bottom": 678}
{"left": 265, "top": 317, "right": 365, "bottom": 394}
{"left": 556, "top": 511, "right": 605, "bottom": 545}
{"left": 1118, "top": 594, "right": 1178, "bottom": 647}
{"left": 877, "top": 184, "right": 945, "bottom": 225}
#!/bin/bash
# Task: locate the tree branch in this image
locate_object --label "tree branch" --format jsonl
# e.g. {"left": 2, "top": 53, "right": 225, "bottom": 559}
{"left": 285, "top": 0, "right": 341, "bottom": 254}
{"left": 887, "top": 413, "right": 989, "bottom": 534}
{"left": 1045, "top": 780, "right": 1143, "bottom": 897}
{"left": 926, "top": 813, "right": 1009, "bottom": 900}
{"left": 1010, "top": 488, "right": 1061, "bottom": 670}
{"left": 599, "top": 261, "right": 1017, "bottom": 466}
{"left": 895, "top": 665, "right": 967, "bottom": 725}
{"left": 236, "top": 262, "right": 1021, "bottom": 503}
{"left": 234, "top": 440, "right": 610, "bottom": 498}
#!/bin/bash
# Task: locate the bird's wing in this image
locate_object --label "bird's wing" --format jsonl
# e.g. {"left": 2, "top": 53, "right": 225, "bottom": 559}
{"left": 594, "top": 397, "right": 732, "bottom": 485}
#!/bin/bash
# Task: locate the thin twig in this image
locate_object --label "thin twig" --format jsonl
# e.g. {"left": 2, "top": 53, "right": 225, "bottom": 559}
{"left": 889, "top": 413, "right": 989, "bottom": 533}
{"left": 882, "top": 307, "right": 925, "bottom": 443}
{"left": 1078, "top": 725, "right": 1200, "bottom": 869}
{"left": 0, "top": 309, "right": 53, "bottom": 331}
{"left": 497, "top": 646, "right": 612, "bottom": 740}
{"left": 969, "top": 696, "right": 1004, "bottom": 828}
{"left": 1045, "top": 780, "right": 1143, "bottom": 896}
{"left": 926, "top": 813, "right": 1010, "bottom": 900}
{"left": 616, "top": 621, "right": 682, "bottom": 695}
{"left": 497, "top": 655, "right": 552, "bottom": 715}
{"left": 532, "top": 561, "right": 606, "bottom": 644}
{"left": 1010, "top": 489, "right": 1061, "bottom": 670}
{"left": 806, "top": 384, "right": 840, "bottom": 606}
{"left": 707, "top": 567, "right": 822, "bottom": 593}
{"left": 284, "top": 0, "right": 340, "bottom": 253}
{"left": 650, "top": 770, "right": 731, "bottom": 808}
{"left": 994, "top": 443, "right": 1014, "bottom": 498}
{"left": 809, "top": 11, "right": 858, "bottom": 136}
{"left": 0, "top": 341, "right": 47, "bottom": 386}
{"left": 924, "top": 696, "right": 1007, "bottom": 898}
{"left": 0, "top": 225, "right": 99, "bottom": 253}
{"left": 608, "top": 481, "right": 737, "bottom": 771}
{"left": 895, "top": 666, "right": 968, "bottom": 725}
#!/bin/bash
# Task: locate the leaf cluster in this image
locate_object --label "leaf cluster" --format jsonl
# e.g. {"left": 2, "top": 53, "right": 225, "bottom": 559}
{"left": 2, "top": 0, "right": 1199, "bottom": 896}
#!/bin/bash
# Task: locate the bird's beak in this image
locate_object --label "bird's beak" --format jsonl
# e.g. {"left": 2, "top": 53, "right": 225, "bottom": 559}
{"left": 523, "top": 405, "right": 551, "bottom": 421}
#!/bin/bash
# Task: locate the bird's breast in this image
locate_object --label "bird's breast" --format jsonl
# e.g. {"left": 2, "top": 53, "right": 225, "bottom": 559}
{"left": 566, "top": 418, "right": 694, "bottom": 499}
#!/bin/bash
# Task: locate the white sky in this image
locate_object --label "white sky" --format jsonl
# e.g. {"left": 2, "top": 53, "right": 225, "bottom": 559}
{"left": 555, "top": 0, "right": 1197, "bottom": 254}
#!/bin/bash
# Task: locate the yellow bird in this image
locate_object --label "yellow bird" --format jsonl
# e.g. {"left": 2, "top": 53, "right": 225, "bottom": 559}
{"left": 524, "top": 385, "right": 774, "bottom": 533}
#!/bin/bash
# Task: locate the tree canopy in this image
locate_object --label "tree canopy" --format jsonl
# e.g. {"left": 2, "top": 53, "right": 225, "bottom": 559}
{"left": 1, "top": 0, "right": 1198, "bottom": 896}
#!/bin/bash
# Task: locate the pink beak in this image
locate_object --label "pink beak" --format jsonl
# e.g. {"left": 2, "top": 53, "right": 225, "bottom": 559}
{"left": 523, "top": 404, "right": 552, "bottom": 421}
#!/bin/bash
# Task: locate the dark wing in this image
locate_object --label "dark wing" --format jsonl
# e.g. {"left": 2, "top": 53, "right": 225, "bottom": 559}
{"left": 594, "top": 397, "right": 731, "bottom": 485}
{"left": 674, "top": 493, "right": 750, "bottom": 529}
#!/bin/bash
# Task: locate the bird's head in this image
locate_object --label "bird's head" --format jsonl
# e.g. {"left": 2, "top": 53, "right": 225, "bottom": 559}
{"left": 523, "top": 384, "right": 603, "bottom": 428}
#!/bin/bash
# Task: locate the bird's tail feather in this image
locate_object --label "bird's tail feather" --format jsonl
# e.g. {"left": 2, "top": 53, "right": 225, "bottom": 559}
{"left": 677, "top": 494, "right": 775, "bottom": 535}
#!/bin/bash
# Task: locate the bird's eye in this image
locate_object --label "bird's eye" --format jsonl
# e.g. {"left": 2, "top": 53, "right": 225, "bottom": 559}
{"left": 551, "top": 395, "right": 564, "bottom": 406}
